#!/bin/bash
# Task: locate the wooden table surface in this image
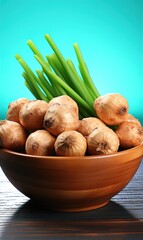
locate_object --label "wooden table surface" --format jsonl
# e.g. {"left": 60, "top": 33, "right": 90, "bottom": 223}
{"left": 0, "top": 160, "right": 143, "bottom": 240}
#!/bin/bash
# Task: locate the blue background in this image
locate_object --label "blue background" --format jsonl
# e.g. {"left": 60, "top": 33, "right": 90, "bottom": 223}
{"left": 1, "top": 0, "right": 143, "bottom": 123}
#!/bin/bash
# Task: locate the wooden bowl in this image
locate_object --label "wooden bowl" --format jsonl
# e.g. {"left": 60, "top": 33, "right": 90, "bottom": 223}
{"left": 0, "top": 145, "right": 143, "bottom": 212}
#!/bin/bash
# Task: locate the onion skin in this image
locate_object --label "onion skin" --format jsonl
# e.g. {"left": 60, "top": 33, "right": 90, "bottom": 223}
{"left": 94, "top": 93, "right": 129, "bottom": 126}
{"left": 19, "top": 100, "right": 48, "bottom": 131}
{"left": 47, "top": 95, "right": 78, "bottom": 114}
{"left": 77, "top": 117, "right": 105, "bottom": 136}
{"left": 54, "top": 130, "right": 87, "bottom": 156}
{"left": 7, "top": 98, "right": 30, "bottom": 123}
{"left": 115, "top": 122, "right": 143, "bottom": 149}
{"left": 87, "top": 126, "right": 119, "bottom": 155}
{"left": 0, "top": 120, "right": 28, "bottom": 151}
{"left": 2, "top": 94, "right": 142, "bottom": 156}
{"left": 43, "top": 104, "right": 79, "bottom": 136}
{"left": 25, "top": 129, "right": 56, "bottom": 156}
{"left": 122, "top": 114, "right": 141, "bottom": 127}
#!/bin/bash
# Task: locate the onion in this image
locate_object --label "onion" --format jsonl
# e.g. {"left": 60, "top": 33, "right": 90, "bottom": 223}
{"left": 77, "top": 117, "right": 105, "bottom": 136}
{"left": 19, "top": 100, "right": 48, "bottom": 131}
{"left": 115, "top": 121, "right": 143, "bottom": 149}
{"left": 47, "top": 95, "right": 78, "bottom": 114}
{"left": 94, "top": 93, "right": 129, "bottom": 125}
{"left": 122, "top": 114, "right": 141, "bottom": 127}
{"left": 25, "top": 129, "right": 56, "bottom": 156}
{"left": 54, "top": 130, "right": 87, "bottom": 156}
{"left": 43, "top": 103, "right": 79, "bottom": 136}
{"left": 0, "top": 120, "right": 28, "bottom": 151}
{"left": 7, "top": 98, "right": 30, "bottom": 123}
{"left": 87, "top": 126, "right": 119, "bottom": 155}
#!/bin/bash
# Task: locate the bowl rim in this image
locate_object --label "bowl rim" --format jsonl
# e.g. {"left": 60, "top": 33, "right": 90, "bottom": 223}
{"left": 0, "top": 144, "right": 143, "bottom": 160}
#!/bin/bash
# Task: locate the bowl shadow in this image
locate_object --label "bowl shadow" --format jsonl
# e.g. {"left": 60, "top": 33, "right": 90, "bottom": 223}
{"left": 1, "top": 199, "right": 143, "bottom": 240}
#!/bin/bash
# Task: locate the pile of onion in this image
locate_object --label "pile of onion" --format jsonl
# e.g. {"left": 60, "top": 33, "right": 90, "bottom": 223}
{"left": 0, "top": 94, "right": 143, "bottom": 156}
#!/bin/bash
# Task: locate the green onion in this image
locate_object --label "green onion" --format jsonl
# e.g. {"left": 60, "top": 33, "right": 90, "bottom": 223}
{"left": 36, "top": 70, "right": 55, "bottom": 97}
{"left": 66, "top": 59, "right": 95, "bottom": 106}
{"left": 73, "top": 43, "right": 100, "bottom": 98}
{"left": 15, "top": 55, "right": 47, "bottom": 101}
{"left": 46, "top": 54, "right": 66, "bottom": 81}
{"left": 35, "top": 54, "right": 95, "bottom": 116}
{"left": 22, "top": 72, "right": 41, "bottom": 99}
{"left": 15, "top": 34, "right": 101, "bottom": 118}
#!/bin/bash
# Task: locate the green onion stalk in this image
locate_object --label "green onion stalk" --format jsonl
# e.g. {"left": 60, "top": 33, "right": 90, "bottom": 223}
{"left": 15, "top": 34, "right": 101, "bottom": 118}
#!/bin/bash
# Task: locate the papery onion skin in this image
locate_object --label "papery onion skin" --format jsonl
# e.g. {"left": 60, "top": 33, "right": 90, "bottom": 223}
{"left": 43, "top": 104, "right": 79, "bottom": 136}
{"left": 94, "top": 93, "right": 129, "bottom": 126}
{"left": 19, "top": 100, "right": 48, "bottom": 131}
{"left": 122, "top": 114, "right": 142, "bottom": 127}
{"left": 87, "top": 126, "right": 119, "bottom": 155}
{"left": 77, "top": 117, "right": 105, "bottom": 137}
{"left": 54, "top": 130, "right": 87, "bottom": 156}
{"left": 115, "top": 122, "right": 143, "bottom": 149}
{"left": 7, "top": 98, "right": 30, "bottom": 123}
{"left": 0, "top": 120, "right": 28, "bottom": 151}
{"left": 25, "top": 129, "right": 56, "bottom": 156}
{"left": 47, "top": 95, "right": 79, "bottom": 114}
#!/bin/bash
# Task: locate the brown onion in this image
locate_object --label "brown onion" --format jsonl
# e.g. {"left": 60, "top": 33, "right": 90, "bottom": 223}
{"left": 25, "top": 129, "right": 56, "bottom": 156}
{"left": 94, "top": 93, "right": 129, "bottom": 126}
{"left": 19, "top": 100, "right": 48, "bottom": 131}
{"left": 122, "top": 114, "right": 141, "bottom": 127}
{"left": 0, "top": 120, "right": 28, "bottom": 151}
{"left": 7, "top": 98, "right": 30, "bottom": 123}
{"left": 77, "top": 117, "right": 105, "bottom": 136}
{"left": 87, "top": 126, "right": 119, "bottom": 155}
{"left": 54, "top": 130, "right": 87, "bottom": 156}
{"left": 43, "top": 104, "right": 79, "bottom": 136}
{"left": 115, "top": 121, "right": 143, "bottom": 149}
{"left": 47, "top": 95, "right": 78, "bottom": 114}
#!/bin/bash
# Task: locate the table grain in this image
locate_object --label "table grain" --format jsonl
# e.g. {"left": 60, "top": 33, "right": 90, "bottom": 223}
{"left": 0, "top": 160, "right": 143, "bottom": 240}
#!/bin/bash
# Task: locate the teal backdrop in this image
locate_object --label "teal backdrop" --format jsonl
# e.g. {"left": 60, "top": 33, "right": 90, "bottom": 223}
{"left": 1, "top": 0, "right": 143, "bottom": 123}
